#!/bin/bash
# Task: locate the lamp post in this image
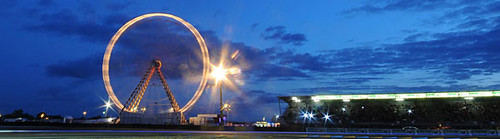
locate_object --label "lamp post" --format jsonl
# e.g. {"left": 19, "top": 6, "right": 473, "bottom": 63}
{"left": 211, "top": 65, "right": 227, "bottom": 125}
{"left": 220, "top": 84, "right": 223, "bottom": 119}
{"left": 210, "top": 53, "right": 241, "bottom": 126}
{"left": 83, "top": 111, "right": 87, "bottom": 119}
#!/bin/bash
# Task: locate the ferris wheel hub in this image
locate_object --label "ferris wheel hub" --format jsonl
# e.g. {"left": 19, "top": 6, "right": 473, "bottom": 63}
{"left": 153, "top": 59, "right": 162, "bottom": 68}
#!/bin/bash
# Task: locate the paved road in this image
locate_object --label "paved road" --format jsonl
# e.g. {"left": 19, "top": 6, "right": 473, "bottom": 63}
{"left": 1, "top": 130, "right": 499, "bottom": 138}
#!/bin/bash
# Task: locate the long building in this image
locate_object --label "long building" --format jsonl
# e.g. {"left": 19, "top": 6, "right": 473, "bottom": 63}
{"left": 278, "top": 90, "right": 500, "bottom": 129}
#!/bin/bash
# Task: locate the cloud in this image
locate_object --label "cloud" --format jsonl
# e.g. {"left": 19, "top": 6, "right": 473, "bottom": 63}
{"left": 262, "top": 26, "right": 307, "bottom": 46}
{"left": 343, "top": 0, "right": 474, "bottom": 15}
{"left": 34, "top": 5, "right": 500, "bottom": 88}
{"left": 26, "top": 10, "right": 128, "bottom": 43}
{"left": 45, "top": 54, "right": 101, "bottom": 80}
{"left": 35, "top": 13, "right": 313, "bottom": 81}
{"left": 320, "top": 77, "right": 386, "bottom": 85}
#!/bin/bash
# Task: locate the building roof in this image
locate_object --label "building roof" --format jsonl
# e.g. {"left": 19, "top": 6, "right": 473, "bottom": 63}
{"left": 278, "top": 90, "right": 500, "bottom": 102}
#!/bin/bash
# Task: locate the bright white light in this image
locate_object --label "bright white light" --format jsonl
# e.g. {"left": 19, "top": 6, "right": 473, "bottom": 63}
{"left": 342, "top": 99, "right": 350, "bottom": 102}
{"left": 408, "top": 109, "right": 412, "bottom": 113}
{"left": 275, "top": 115, "right": 279, "bottom": 119}
{"left": 302, "top": 113, "right": 308, "bottom": 117}
{"left": 308, "top": 113, "right": 314, "bottom": 118}
{"left": 464, "top": 97, "right": 474, "bottom": 100}
{"left": 361, "top": 106, "right": 365, "bottom": 109}
{"left": 211, "top": 66, "right": 227, "bottom": 81}
{"left": 396, "top": 98, "right": 405, "bottom": 101}
{"left": 324, "top": 114, "right": 330, "bottom": 119}
{"left": 313, "top": 99, "right": 320, "bottom": 102}
{"left": 292, "top": 97, "right": 301, "bottom": 102}
{"left": 105, "top": 101, "right": 112, "bottom": 108}
{"left": 342, "top": 108, "right": 346, "bottom": 112}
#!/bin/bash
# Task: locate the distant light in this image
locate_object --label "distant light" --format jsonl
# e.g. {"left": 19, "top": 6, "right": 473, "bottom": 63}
{"left": 361, "top": 106, "right": 365, "bottom": 109}
{"left": 275, "top": 115, "right": 279, "bottom": 119}
{"left": 408, "top": 109, "right": 412, "bottom": 114}
{"left": 396, "top": 98, "right": 405, "bottom": 101}
{"left": 82, "top": 111, "right": 87, "bottom": 116}
{"left": 292, "top": 97, "right": 301, "bottom": 102}
{"left": 324, "top": 114, "right": 330, "bottom": 120}
{"left": 313, "top": 99, "right": 320, "bottom": 102}
{"left": 105, "top": 101, "right": 112, "bottom": 108}
{"left": 342, "top": 99, "right": 350, "bottom": 102}
{"left": 302, "top": 113, "right": 308, "bottom": 118}
{"left": 342, "top": 108, "right": 346, "bottom": 112}
{"left": 464, "top": 97, "right": 474, "bottom": 100}
{"left": 308, "top": 113, "right": 314, "bottom": 118}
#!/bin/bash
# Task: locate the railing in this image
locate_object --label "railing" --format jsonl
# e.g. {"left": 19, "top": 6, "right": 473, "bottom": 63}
{"left": 305, "top": 127, "right": 500, "bottom": 136}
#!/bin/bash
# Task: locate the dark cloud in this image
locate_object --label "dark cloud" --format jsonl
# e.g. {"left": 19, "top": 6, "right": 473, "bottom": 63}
{"left": 35, "top": 13, "right": 313, "bottom": 81}
{"left": 45, "top": 54, "right": 101, "bottom": 80}
{"left": 34, "top": 4, "right": 500, "bottom": 86}
{"left": 250, "top": 23, "right": 258, "bottom": 31}
{"left": 343, "top": 0, "right": 477, "bottom": 15}
{"left": 26, "top": 10, "right": 118, "bottom": 43}
{"left": 320, "top": 77, "right": 386, "bottom": 85}
{"left": 262, "top": 26, "right": 307, "bottom": 46}
{"left": 244, "top": 90, "right": 279, "bottom": 104}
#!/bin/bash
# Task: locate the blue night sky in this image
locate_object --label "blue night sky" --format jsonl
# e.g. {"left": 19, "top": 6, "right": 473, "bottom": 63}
{"left": 1, "top": 0, "right": 499, "bottom": 122}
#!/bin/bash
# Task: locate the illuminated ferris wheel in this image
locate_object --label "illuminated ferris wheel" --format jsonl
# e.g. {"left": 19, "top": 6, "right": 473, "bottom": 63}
{"left": 102, "top": 13, "right": 210, "bottom": 124}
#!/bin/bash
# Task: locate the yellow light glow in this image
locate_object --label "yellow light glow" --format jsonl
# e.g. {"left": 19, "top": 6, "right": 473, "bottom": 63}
{"left": 211, "top": 66, "right": 227, "bottom": 81}
{"left": 83, "top": 111, "right": 87, "bottom": 116}
{"left": 102, "top": 13, "right": 210, "bottom": 113}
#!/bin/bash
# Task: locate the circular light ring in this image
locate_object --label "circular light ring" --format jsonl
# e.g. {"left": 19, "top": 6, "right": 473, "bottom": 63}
{"left": 102, "top": 13, "right": 209, "bottom": 113}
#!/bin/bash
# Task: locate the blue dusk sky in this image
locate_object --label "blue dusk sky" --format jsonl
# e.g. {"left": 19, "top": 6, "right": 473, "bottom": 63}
{"left": 0, "top": 0, "right": 499, "bottom": 122}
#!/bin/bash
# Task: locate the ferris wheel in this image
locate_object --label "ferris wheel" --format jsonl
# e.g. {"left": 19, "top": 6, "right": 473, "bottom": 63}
{"left": 102, "top": 13, "right": 210, "bottom": 124}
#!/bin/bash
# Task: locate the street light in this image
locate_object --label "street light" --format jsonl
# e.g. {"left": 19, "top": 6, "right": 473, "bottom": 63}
{"left": 221, "top": 103, "right": 231, "bottom": 123}
{"left": 323, "top": 112, "right": 331, "bottom": 128}
{"left": 101, "top": 99, "right": 113, "bottom": 117}
{"left": 82, "top": 111, "right": 87, "bottom": 118}
{"left": 40, "top": 113, "right": 45, "bottom": 119}
{"left": 211, "top": 65, "right": 228, "bottom": 125}
{"left": 210, "top": 61, "right": 240, "bottom": 126}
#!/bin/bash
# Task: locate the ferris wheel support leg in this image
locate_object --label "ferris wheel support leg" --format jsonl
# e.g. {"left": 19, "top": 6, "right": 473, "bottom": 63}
{"left": 156, "top": 68, "right": 187, "bottom": 124}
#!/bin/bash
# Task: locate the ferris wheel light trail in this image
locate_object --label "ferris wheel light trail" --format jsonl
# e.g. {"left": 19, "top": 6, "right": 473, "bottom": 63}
{"left": 102, "top": 13, "right": 210, "bottom": 113}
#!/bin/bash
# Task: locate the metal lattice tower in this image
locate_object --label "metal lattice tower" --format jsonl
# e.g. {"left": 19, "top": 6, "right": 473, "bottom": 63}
{"left": 119, "top": 59, "right": 187, "bottom": 124}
